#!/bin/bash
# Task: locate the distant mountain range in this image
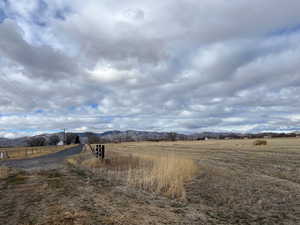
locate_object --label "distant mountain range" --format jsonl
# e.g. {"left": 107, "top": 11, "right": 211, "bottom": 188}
{"left": 0, "top": 130, "right": 299, "bottom": 147}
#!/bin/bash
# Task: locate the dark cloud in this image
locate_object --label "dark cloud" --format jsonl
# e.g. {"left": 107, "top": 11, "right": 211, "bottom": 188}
{"left": 0, "top": 20, "right": 80, "bottom": 80}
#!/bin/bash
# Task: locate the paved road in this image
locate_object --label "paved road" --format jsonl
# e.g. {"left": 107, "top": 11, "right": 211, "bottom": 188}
{"left": 0, "top": 145, "right": 82, "bottom": 170}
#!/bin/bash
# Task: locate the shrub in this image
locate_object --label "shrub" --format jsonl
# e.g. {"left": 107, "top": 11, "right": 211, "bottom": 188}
{"left": 253, "top": 140, "right": 267, "bottom": 146}
{"left": 27, "top": 137, "right": 46, "bottom": 147}
{"left": 66, "top": 133, "right": 78, "bottom": 145}
{"left": 49, "top": 135, "right": 60, "bottom": 145}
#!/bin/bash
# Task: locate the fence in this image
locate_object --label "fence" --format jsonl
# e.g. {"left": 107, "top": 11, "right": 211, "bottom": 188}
{"left": 88, "top": 144, "right": 105, "bottom": 160}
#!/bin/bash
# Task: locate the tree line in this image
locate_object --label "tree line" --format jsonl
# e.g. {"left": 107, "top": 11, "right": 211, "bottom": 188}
{"left": 27, "top": 133, "right": 80, "bottom": 147}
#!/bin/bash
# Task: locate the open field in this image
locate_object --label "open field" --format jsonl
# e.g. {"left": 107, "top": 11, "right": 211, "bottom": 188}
{"left": 0, "top": 138, "right": 300, "bottom": 225}
{"left": 104, "top": 139, "right": 300, "bottom": 223}
{"left": 0, "top": 145, "right": 78, "bottom": 160}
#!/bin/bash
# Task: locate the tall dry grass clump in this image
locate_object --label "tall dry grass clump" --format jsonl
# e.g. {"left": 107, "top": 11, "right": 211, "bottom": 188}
{"left": 127, "top": 155, "right": 197, "bottom": 199}
{"left": 70, "top": 148, "right": 198, "bottom": 199}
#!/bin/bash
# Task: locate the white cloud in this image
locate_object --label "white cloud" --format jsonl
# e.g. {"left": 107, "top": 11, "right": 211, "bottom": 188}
{"left": 87, "top": 62, "right": 138, "bottom": 83}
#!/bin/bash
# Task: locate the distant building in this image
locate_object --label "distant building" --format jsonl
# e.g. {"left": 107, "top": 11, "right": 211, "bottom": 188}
{"left": 264, "top": 136, "right": 272, "bottom": 139}
{"left": 57, "top": 141, "right": 64, "bottom": 146}
{"left": 204, "top": 137, "right": 209, "bottom": 141}
{"left": 0, "top": 151, "right": 8, "bottom": 159}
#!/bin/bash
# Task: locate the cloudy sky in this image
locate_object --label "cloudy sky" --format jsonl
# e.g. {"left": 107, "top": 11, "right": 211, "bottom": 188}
{"left": 1, "top": 0, "right": 300, "bottom": 138}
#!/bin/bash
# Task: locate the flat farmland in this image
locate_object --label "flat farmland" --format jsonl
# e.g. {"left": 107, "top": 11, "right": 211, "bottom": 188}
{"left": 1, "top": 139, "right": 299, "bottom": 225}
{"left": 108, "top": 138, "right": 300, "bottom": 184}
{"left": 106, "top": 138, "right": 300, "bottom": 224}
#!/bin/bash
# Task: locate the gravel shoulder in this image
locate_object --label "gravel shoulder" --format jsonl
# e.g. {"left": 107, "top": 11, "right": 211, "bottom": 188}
{"left": 0, "top": 145, "right": 82, "bottom": 170}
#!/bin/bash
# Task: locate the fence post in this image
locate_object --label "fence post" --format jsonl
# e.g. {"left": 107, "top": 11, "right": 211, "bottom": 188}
{"left": 101, "top": 145, "right": 105, "bottom": 160}
{"left": 96, "top": 144, "right": 100, "bottom": 159}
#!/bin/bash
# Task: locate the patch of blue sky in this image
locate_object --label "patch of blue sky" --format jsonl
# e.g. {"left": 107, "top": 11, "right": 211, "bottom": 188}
{"left": 4, "top": 128, "right": 37, "bottom": 133}
{"left": 0, "top": 0, "right": 7, "bottom": 10}
{"left": 101, "top": 116, "right": 113, "bottom": 123}
{"left": 37, "top": 0, "right": 48, "bottom": 13}
{"left": 34, "top": 109, "right": 44, "bottom": 114}
{"left": 44, "top": 129, "right": 65, "bottom": 133}
{"left": 31, "top": 1, "right": 72, "bottom": 25}
{"left": 0, "top": 112, "right": 21, "bottom": 117}
{"left": 54, "top": 6, "right": 72, "bottom": 21}
{"left": 0, "top": 8, "right": 7, "bottom": 23}
{"left": 1, "top": 1, "right": 20, "bottom": 21}
{"left": 3, "top": 128, "right": 64, "bottom": 134}
{"left": 29, "top": 0, "right": 48, "bottom": 27}
{"left": 89, "top": 103, "right": 99, "bottom": 109}
{"left": 268, "top": 24, "right": 300, "bottom": 37}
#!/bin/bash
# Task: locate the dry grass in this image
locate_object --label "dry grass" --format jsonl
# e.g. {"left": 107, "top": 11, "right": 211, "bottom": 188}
{"left": 0, "top": 145, "right": 78, "bottom": 160}
{"left": 127, "top": 155, "right": 197, "bottom": 199}
{"left": 69, "top": 146, "right": 198, "bottom": 199}
{"left": 102, "top": 138, "right": 300, "bottom": 224}
{"left": 1, "top": 139, "right": 300, "bottom": 224}
{"left": 0, "top": 166, "right": 11, "bottom": 179}
{"left": 0, "top": 166, "right": 18, "bottom": 179}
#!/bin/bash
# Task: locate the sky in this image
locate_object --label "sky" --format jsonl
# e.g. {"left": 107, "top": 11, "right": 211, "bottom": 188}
{"left": 1, "top": 0, "right": 300, "bottom": 138}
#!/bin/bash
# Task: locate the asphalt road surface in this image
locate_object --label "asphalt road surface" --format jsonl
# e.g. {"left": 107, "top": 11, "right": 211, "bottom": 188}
{"left": 0, "top": 145, "right": 82, "bottom": 170}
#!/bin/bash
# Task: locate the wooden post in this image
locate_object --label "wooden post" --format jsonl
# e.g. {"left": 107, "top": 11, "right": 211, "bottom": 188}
{"left": 96, "top": 144, "right": 99, "bottom": 158}
{"left": 101, "top": 145, "right": 105, "bottom": 160}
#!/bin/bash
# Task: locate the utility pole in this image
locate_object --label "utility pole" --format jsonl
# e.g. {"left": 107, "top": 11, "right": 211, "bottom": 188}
{"left": 63, "top": 128, "right": 66, "bottom": 145}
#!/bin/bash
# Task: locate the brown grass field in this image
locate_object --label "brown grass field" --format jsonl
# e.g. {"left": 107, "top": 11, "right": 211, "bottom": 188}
{"left": 0, "top": 138, "right": 300, "bottom": 225}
